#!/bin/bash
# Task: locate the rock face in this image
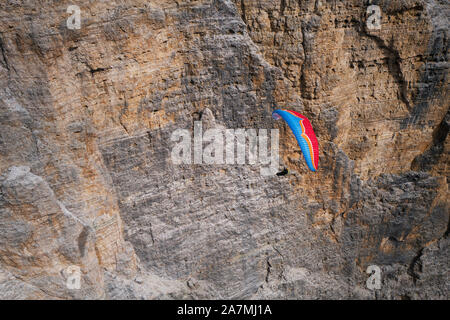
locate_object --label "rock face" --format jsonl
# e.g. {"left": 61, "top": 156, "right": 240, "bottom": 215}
{"left": 0, "top": 0, "right": 448, "bottom": 299}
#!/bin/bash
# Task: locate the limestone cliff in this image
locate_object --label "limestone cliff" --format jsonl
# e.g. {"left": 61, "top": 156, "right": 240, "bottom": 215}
{"left": 0, "top": 0, "right": 448, "bottom": 299}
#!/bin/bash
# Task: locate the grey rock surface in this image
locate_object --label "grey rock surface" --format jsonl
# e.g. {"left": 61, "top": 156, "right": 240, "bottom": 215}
{"left": 0, "top": 0, "right": 448, "bottom": 299}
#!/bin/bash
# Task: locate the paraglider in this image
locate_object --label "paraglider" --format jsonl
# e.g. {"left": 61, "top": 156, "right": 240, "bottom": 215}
{"left": 272, "top": 109, "right": 319, "bottom": 172}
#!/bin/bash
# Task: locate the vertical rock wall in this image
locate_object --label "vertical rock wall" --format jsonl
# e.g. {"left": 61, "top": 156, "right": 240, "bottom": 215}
{"left": 0, "top": 0, "right": 448, "bottom": 299}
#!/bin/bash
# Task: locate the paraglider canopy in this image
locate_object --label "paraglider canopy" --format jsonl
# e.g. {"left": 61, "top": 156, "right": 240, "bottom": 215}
{"left": 272, "top": 109, "right": 319, "bottom": 172}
